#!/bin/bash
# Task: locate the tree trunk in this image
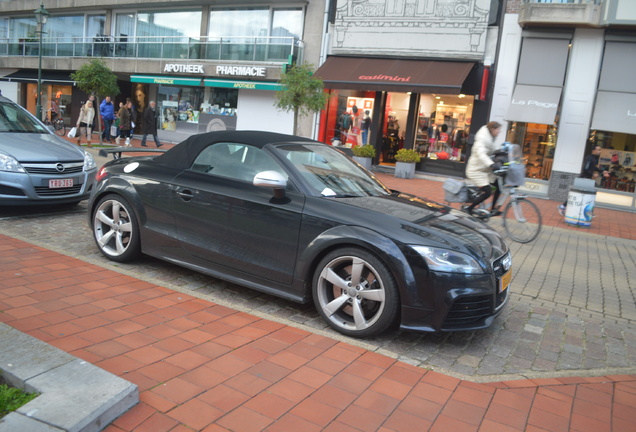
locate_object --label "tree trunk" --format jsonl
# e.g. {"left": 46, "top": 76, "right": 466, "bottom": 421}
{"left": 94, "top": 94, "right": 102, "bottom": 144}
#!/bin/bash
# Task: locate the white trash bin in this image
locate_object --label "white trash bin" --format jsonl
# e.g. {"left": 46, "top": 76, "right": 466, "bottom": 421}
{"left": 564, "top": 178, "right": 597, "bottom": 227}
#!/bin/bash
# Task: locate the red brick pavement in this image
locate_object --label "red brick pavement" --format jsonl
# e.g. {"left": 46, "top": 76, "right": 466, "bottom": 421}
{"left": 1, "top": 235, "right": 635, "bottom": 431}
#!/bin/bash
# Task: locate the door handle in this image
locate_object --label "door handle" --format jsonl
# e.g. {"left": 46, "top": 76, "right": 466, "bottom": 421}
{"left": 176, "top": 189, "right": 194, "bottom": 201}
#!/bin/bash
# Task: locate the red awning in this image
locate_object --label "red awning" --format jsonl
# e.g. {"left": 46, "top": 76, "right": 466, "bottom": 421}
{"left": 314, "top": 57, "right": 475, "bottom": 94}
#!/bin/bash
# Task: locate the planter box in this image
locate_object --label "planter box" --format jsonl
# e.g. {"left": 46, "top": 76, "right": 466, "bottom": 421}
{"left": 353, "top": 156, "right": 373, "bottom": 171}
{"left": 395, "top": 161, "right": 416, "bottom": 179}
{"left": 416, "top": 159, "right": 466, "bottom": 177}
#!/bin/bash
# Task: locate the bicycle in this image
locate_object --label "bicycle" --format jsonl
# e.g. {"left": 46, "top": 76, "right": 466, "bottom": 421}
{"left": 444, "top": 144, "right": 542, "bottom": 243}
{"left": 43, "top": 110, "right": 66, "bottom": 136}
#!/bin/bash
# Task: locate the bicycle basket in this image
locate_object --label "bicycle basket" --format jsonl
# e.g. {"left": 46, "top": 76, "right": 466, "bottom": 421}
{"left": 500, "top": 143, "right": 526, "bottom": 186}
{"left": 505, "top": 162, "right": 526, "bottom": 186}
{"left": 443, "top": 178, "right": 468, "bottom": 202}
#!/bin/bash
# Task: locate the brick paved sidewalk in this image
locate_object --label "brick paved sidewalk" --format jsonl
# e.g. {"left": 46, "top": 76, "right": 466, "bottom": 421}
{"left": 1, "top": 235, "right": 635, "bottom": 431}
{"left": 375, "top": 173, "right": 636, "bottom": 242}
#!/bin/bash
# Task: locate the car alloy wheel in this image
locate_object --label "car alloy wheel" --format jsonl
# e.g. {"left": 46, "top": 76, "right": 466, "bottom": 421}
{"left": 313, "top": 248, "right": 399, "bottom": 338}
{"left": 92, "top": 194, "right": 141, "bottom": 262}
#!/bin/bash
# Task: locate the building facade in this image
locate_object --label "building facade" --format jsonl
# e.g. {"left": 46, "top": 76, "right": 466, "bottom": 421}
{"left": 314, "top": 0, "right": 501, "bottom": 178}
{"left": 0, "top": 0, "right": 326, "bottom": 141}
{"left": 491, "top": 0, "right": 636, "bottom": 211}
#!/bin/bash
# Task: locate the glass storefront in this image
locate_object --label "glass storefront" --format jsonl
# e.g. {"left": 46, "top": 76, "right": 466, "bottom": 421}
{"left": 592, "top": 130, "right": 636, "bottom": 193}
{"left": 415, "top": 94, "right": 473, "bottom": 163}
{"left": 25, "top": 82, "right": 72, "bottom": 123}
{"left": 154, "top": 83, "right": 239, "bottom": 134}
{"left": 322, "top": 90, "right": 475, "bottom": 169}
{"left": 507, "top": 121, "right": 558, "bottom": 180}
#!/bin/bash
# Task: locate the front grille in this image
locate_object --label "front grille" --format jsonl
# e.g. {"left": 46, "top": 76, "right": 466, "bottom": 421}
{"left": 444, "top": 252, "right": 511, "bottom": 327}
{"left": 445, "top": 295, "right": 492, "bottom": 326}
{"left": 23, "top": 162, "right": 84, "bottom": 175}
{"left": 34, "top": 184, "right": 82, "bottom": 196}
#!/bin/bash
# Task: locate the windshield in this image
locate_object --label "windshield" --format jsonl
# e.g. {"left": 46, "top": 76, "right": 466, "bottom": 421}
{"left": 0, "top": 101, "right": 48, "bottom": 133}
{"left": 274, "top": 143, "right": 391, "bottom": 197}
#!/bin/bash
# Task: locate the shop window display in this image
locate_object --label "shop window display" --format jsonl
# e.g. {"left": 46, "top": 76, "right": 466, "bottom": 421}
{"left": 416, "top": 95, "right": 473, "bottom": 163}
{"left": 323, "top": 90, "right": 375, "bottom": 147}
{"left": 593, "top": 131, "right": 636, "bottom": 193}
{"left": 157, "top": 84, "right": 238, "bottom": 133}
{"left": 507, "top": 122, "right": 556, "bottom": 180}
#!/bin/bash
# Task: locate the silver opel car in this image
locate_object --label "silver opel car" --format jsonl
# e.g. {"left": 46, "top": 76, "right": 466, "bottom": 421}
{"left": 0, "top": 96, "right": 97, "bottom": 206}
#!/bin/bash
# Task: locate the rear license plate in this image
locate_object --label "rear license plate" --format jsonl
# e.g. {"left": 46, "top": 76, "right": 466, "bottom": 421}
{"left": 49, "top": 178, "right": 74, "bottom": 188}
{"left": 499, "top": 268, "right": 512, "bottom": 293}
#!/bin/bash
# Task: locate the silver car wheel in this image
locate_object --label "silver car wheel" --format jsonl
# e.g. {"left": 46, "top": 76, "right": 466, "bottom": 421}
{"left": 93, "top": 196, "right": 137, "bottom": 260}
{"left": 314, "top": 249, "right": 398, "bottom": 337}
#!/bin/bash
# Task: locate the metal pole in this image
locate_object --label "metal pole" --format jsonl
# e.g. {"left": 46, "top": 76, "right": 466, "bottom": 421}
{"left": 36, "top": 23, "right": 42, "bottom": 121}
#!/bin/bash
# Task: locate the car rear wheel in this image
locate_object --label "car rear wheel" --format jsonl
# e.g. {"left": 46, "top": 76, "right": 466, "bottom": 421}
{"left": 92, "top": 194, "right": 141, "bottom": 262}
{"left": 313, "top": 248, "right": 399, "bottom": 338}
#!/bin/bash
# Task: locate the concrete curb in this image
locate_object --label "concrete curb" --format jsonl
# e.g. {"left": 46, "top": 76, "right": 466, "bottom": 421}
{"left": 0, "top": 323, "right": 138, "bottom": 432}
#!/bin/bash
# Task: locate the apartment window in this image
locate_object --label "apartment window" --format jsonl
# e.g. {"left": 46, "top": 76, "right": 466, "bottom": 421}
{"left": 208, "top": 8, "right": 269, "bottom": 39}
{"left": 272, "top": 9, "right": 303, "bottom": 40}
{"left": 136, "top": 11, "right": 202, "bottom": 38}
{"left": 208, "top": 7, "right": 303, "bottom": 61}
{"left": 86, "top": 15, "right": 106, "bottom": 38}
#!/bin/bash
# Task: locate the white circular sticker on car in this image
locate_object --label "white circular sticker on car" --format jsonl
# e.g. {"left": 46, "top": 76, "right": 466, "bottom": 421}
{"left": 124, "top": 162, "right": 139, "bottom": 173}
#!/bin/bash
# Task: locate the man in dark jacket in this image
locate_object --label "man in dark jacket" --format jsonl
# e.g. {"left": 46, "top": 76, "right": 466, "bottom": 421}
{"left": 140, "top": 101, "right": 162, "bottom": 148}
{"left": 558, "top": 145, "right": 609, "bottom": 215}
{"left": 100, "top": 96, "right": 115, "bottom": 143}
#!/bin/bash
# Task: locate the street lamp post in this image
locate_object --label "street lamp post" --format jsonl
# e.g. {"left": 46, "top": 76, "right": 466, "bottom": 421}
{"left": 34, "top": 2, "right": 49, "bottom": 122}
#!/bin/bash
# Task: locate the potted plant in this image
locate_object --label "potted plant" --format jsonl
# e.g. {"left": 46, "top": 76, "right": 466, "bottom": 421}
{"left": 394, "top": 148, "right": 421, "bottom": 179}
{"left": 351, "top": 144, "right": 376, "bottom": 170}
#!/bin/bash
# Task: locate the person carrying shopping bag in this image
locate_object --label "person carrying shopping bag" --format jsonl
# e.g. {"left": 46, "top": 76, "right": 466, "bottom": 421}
{"left": 76, "top": 100, "right": 95, "bottom": 147}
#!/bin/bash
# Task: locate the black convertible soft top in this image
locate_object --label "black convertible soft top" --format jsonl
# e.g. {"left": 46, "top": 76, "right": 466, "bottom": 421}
{"left": 154, "top": 130, "right": 318, "bottom": 170}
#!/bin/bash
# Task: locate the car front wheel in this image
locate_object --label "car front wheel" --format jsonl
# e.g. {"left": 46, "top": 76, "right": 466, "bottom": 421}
{"left": 313, "top": 248, "right": 399, "bottom": 338}
{"left": 92, "top": 194, "right": 141, "bottom": 262}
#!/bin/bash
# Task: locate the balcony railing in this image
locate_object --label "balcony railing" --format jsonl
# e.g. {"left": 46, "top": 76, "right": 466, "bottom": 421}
{"left": 0, "top": 35, "right": 303, "bottom": 63}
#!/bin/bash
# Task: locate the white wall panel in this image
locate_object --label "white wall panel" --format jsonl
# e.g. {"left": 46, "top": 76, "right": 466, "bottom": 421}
{"left": 236, "top": 90, "right": 294, "bottom": 135}
{"left": 490, "top": 14, "right": 522, "bottom": 145}
{"left": 552, "top": 28, "right": 604, "bottom": 174}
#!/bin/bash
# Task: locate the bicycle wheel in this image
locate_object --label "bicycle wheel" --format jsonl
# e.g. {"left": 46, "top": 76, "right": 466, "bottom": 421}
{"left": 502, "top": 198, "right": 542, "bottom": 243}
{"left": 54, "top": 119, "right": 66, "bottom": 136}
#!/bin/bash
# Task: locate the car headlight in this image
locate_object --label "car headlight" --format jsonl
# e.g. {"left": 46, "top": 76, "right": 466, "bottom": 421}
{"left": 412, "top": 246, "right": 484, "bottom": 274}
{"left": 0, "top": 153, "right": 26, "bottom": 173}
{"left": 83, "top": 150, "right": 96, "bottom": 171}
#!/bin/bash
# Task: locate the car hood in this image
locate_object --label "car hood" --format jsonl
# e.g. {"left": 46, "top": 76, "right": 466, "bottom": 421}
{"left": 331, "top": 192, "right": 508, "bottom": 260}
{"left": 0, "top": 133, "right": 86, "bottom": 162}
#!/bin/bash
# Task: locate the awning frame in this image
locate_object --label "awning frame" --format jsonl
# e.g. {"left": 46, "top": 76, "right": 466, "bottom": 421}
{"left": 314, "top": 56, "right": 475, "bottom": 94}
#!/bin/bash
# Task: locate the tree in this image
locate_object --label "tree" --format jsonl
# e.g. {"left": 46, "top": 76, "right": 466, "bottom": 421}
{"left": 275, "top": 63, "right": 329, "bottom": 136}
{"left": 70, "top": 59, "right": 120, "bottom": 143}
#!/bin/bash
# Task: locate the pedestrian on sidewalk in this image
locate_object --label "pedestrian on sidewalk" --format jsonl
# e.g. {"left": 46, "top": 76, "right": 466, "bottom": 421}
{"left": 100, "top": 96, "right": 115, "bottom": 143}
{"left": 558, "top": 145, "right": 609, "bottom": 215}
{"left": 127, "top": 97, "right": 137, "bottom": 142}
{"left": 75, "top": 100, "right": 94, "bottom": 148}
{"left": 140, "top": 101, "right": 162, "bottom": 148}
{"left": 117, "top": 100, "right": 132, "bottom": 146}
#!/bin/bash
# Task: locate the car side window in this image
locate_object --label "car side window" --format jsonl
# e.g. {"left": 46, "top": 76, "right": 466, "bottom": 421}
{"left": 191, "top": 142, "right": 286, "bottom": 183}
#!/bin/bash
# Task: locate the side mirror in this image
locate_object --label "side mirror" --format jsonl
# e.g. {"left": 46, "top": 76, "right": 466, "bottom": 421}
{"left": 253, "top": 170, "right": 288, "bottom": 200}
{"left": 253, "top": 170, "right": 287, "bottom": 189}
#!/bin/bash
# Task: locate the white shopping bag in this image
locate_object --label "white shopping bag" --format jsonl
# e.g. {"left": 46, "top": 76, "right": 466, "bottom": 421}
{"left": 67, "top": 127, "right": 77, "bottom": 138}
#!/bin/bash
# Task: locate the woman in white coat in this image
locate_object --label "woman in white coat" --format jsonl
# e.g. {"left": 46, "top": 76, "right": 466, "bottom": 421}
{"left": 465, "top": 121, "right": 502, "bottom": 216}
